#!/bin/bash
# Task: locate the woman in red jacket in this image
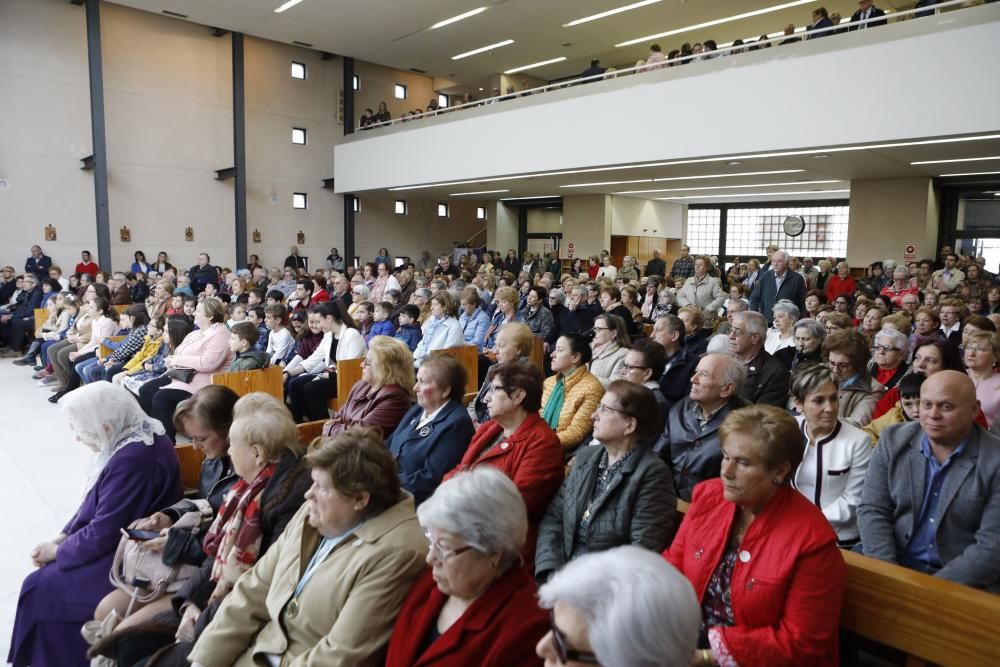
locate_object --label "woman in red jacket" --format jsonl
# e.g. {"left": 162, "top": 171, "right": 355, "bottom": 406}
{"left": 665, "top": 405, "right": 845, "bottom": 667}
{"left": 386, "top": 468, "right": 547, "bottom": 666}
{"left": 824, "top": 261, "right": 857, "bottom": 305}
{"left": 445, "top": 361, "right": 564, "bottom": 558}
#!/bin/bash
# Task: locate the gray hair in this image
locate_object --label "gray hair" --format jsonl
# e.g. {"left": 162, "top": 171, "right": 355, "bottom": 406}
{"left": 417, "top": 467, "right": 527, "bottom": 567}
{"left": 793, "top": 318, "right": 826, "bottom": 341}
{"left": 706, "top": 352, "right": 748, "bottom": 388}
{"left": 892, "top": 266, "right": 909, "bottom": 279}
{"left": 734, "top": 310, "right": 767, "bottom": 338}
{"left": 790, "top": 363, "right": 838, "bottom": 403}
{"left": 772, "top": 250, "right": 788, "bottom": 262}
{"left": 549, "top": 288, "right": 566, "bottom": 305}
{"left": 882, "top": 259, "right": 897, "bottom": 273}
{"left": 572, "top": 285, "right": 589, "bottom": 299}
{"left": 772, "top": 299, "right": 800, "bottom": 320}
{"left": 414, "top": 287, "right": 432, "bottom": 300}
{"left": 706, "top": 333, "right": 731, "bottom": 355}
{"left": 725, "top": 299, "right": 747, "bottom": 313}
{"left": 352, "top": 284, "right": 370, "bottom": 298}
{"left": 538, "top": 546, "right": 700, "bottom": 667}
{"left": 874, "top": 327, "right": 910, "bottom": 355}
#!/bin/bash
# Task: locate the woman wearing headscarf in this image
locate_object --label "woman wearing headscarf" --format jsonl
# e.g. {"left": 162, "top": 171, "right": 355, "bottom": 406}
{"left": 8, "top": 384, "right": 182, "bottom": 667}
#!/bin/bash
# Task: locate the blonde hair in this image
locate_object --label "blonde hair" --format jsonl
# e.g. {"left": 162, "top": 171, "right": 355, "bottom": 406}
{"left": 367, "top": 336, "right": 416, "bottom": 396}
{"left": 229, "top": 392, "right": 303, "bottom": 459}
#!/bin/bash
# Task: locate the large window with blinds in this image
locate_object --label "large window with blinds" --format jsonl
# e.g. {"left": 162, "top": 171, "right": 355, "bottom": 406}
{"left": 686, "top": 208, "right": 722, "bottom": 256}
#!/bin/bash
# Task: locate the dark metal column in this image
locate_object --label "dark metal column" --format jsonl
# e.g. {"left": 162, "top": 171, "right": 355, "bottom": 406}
{"left": 84, "top": 0, "right": 111, "bottom": 271}
{"left": 343, "top": 57, "right": 355, "bottom": 135}
{"left": 344, "top": 195, "right": 356, "bottom": 265}
{"left": 517, "top": 207, "right": 528, "bottom": 256}
{"left": 232, "top": 32, "right": 248, "bottom": 268}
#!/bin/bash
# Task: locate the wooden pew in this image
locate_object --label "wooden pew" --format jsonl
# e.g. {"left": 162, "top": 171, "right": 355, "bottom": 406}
{"left": 296, "top": 420, "right": 326, "bottom": 447}
{"left": 431, "top": 345, "right": 478, "bottom": 401}
{"left": 33, "top": 308, "right": 48, "bottom": 333}
{"left": 175, "top": 443, "right": 205, "bottom": 491}
{"left": 329, "top": 356, "right": 364, "bottom": 411}
{"left": 98, "top": 335, "right": 126, "bottom": 360}
{"left": 643, "top": 323, "right": 653, "bottom": 338}
{"left": 210, "top": 365, "right": 283, "bottom": 399}
{"left": 530, "top": 336, "right": 545, "bottom": 370}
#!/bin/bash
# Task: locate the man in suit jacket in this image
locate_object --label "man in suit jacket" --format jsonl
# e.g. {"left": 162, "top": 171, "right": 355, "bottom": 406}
{"left": 651, "top": 315, "right": 700, "bottom": 410}
{"left": 859, "top": 371, "right": 1000, "bottom": 592}
{"left": 729, "top": 311, "right": 790, "bottom": 408}
{"left": 807, "top": 7, "right": 834, "bottom": 38}
{"left": 850, "top": 0, "right": 887, "bottom": 29}
{"left": 645, "top": 248, "right": 667, "bottom": 278}
{"left": 749, "top": 251, "right": 806, "bottom": 324}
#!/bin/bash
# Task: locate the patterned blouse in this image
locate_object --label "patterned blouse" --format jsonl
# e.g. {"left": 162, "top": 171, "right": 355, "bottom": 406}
{"left": 571, "top": 446, "right": 639, "bottom": 558}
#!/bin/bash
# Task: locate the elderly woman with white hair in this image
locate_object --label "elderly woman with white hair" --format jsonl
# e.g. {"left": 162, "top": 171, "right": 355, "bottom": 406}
{"left": 535, "top": 546, "right": 700, "bottom": 667}
{"left": 386, "top": 468, "right": 548, "bottom": 666}
{"left": 774, "top": 317, "right": 826, "bottom": 370}
{"left": 8, "top": 384, "right": 182, "bottom": 667}
{"left": 764, "top": 299, "right": 799, "bottom": 356}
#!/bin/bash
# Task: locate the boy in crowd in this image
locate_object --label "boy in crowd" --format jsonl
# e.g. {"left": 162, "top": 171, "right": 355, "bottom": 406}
{"left": 182, "top": 295, "right": 197, "bottom": 319}
{"left": 227, "top": 302, "right": 247, "bottom": 329}
{"left": 394, "top": 304, "right": 422, "bottom": 352}
{"left": 266, "top": 290, "right": 285, "bottom": 306}
{"left": 371, "top": 301, "right": 397, "bottom": 340}
{"left": 228, "top": 321, "right": 269, "bottom": 371}
{"left": 166, "top": 294, "right": 184, "bottom": 316}
{"left": 247, "top": 288, "right": 265, "bottom": 308}
{"left": 264, "top": 304, "right": 295, "bottom": 366}
{"left": 863, "top": 372, "right": 925, "bottom": 445}
{"left": 246, "top": 306, "right": 268, "bottom": 352}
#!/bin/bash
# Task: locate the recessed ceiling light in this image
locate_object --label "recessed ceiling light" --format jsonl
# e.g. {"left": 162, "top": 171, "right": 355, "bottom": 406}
{"left": 658, "top": 188, "right": 850, "bottom": 200}
{"left": 478, "top": 87, "right": 484, "bottom": 91}
{"left": 618, "top": 180, "right": 840, "bottom": 195}
{"left": 562, "top": 169, "right": 805, "bottom": 189}
{"left": 615, "top": 0, "right": 814, "bottom": 47}
{"left": 504, "top": 57, "right": 567, "bottom": 74}
{"left": 452, "top": 39, "right": 514, "bottom": 61}
{"left": 431, "top": 7, "right": 487, "bottom": 30}
{"left": 499, "top": 195, "right": 561, "bottom": 200}
{"left": 564, "top": 0, "right": 663, "bottom": 27}
{"left": 911, "top": 156, "right": 1000, "bottom": 165}
{"left": 274, "top": 0, "right": 306, "bottom": 14}
{"left": 727, "top": 161, "right": 742, "bottom": 166}
{"left": 938, "top": 171, "right": 1000, "bottom": 177}
{"left": 449, "top": 189, "right": 510, "bottom": 196}
{"left": 812, "top": 154, "right": 830, "bottom": 159}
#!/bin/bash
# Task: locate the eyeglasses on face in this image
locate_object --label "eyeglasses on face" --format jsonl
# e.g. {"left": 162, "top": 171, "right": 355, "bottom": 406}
{"left": 549, "top": 610, "right": 600, "bottom": 664}
{"left": 874, "top": 345, "right": 900, "bottom": 353}
{"left": 594, "top": 403, "right": 628, "bottom": 417}
{"left": 621, "top": 363, "right": 648, "bottom": 373}
{"left": 828, "top": 360, "right": 853, "bottom": 371}
{"left": 424, "top": 531, "right": 475, "bottom": 562}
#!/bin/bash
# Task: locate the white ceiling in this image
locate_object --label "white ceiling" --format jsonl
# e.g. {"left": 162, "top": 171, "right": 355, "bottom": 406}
{"left": 107, "top": 0, "right": 910, "bottom": 90}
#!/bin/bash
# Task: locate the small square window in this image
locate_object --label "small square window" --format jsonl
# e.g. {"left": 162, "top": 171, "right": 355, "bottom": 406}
{"left": 395, "top": 200, "right": 407, "bottom": 215}
{"left": 291, "top": 127, "right": 307, "bottom": 145}
{"left": 352, "top": 197, "right": 360, "bottom": 213}
{"left": 291, "top": 61, "right": 306, "bottom": 79}
{"left": 394, "top": 84, "right": 407, "bottom": 100}
{"left": 437, "top": 93, "right": 449, "bottom": 109}
{"left": 292, "top": 193, "right": 308, "bottom": 209}
{"left": 476, "top": 206, "right": 487, "bottom": 220}
{"left": 437, "top": 203, "right": 449, "bottom": 218}
{"left": 353, "top": 74, "right": 360, "bottom": 91}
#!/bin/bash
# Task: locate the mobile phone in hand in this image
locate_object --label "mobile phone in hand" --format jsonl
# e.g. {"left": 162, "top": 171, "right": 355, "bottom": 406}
{"left": 123, "top": 528, "right": 161, "bottom": 541}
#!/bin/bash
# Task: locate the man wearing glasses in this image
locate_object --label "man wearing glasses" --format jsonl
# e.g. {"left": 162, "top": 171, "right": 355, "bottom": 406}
{"left": 869, "top": 329, "right": 910, "bottom": 391}
{"left": 728, "top": 311, "right": 790, "bottom": 408}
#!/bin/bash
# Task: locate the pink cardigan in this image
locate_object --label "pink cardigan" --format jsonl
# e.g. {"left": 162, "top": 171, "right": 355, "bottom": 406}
{"left": 164, "top": 322, "right": 234, "bottom": 393}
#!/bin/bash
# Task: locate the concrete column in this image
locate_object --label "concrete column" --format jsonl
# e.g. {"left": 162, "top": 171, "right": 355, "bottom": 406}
{"left": 488, "top": 202, "right": 518, "bottom": 253}
{"left": 562, "top": 195, "right": 612, "bottom": 259}
{"left": 847, "top": 177, "right": 938, "bottom": 267}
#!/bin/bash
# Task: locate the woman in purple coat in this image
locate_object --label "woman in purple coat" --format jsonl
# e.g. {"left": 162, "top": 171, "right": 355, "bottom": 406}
{"left": 8, "top": 383, "right": 182, "bottom": 667}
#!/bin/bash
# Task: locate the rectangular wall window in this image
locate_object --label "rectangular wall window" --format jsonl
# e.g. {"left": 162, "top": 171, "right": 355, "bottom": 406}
{"left": 395, "top": 200, "right": 407, "bottom": 215}
{"left": 394, "top": 84, "right": 407, "bottom": 100}
{"left": 352, "top": 74, "right": 360, "bottom": 90}
{"left": 686, "top": 209, "right": 722, "bottom": 256}
{"left": 476, "top": 206, "right": 487, "bottom": 220}
{"left": 291, "top": 127, "right": 307, "bottom": 145}
{"left": 292, "top": 193, "right": 308, "bottom": 210}
{"left": 352, "top": 197, "right": 360, "bottom": 213}
{"left": 437, "top": 203, "right": 449, "bottom": 218}
{"left": 290, "top": 61, "right": 306, "bottom": 79}
{"left": 725, "top": 205, "right": 850, "bottom": 259}
{"left": 437, "top": 93, "right": 449, "bottom": 108}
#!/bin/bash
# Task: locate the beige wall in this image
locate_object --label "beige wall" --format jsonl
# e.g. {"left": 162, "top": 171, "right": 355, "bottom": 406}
{"left": 354, "top": 195, "right": 487, "bottom": 265}
{"left": 526, "top": 209, "right": 563, "bottom": 234}
{"left": 488, "top": 202, "right": 518, "bottom": 255}
{"left": 846, "top": 177, "right": 938, "bottom": 267}
{"left": 354, "top": 61, "right": 435, "bottom": 121}
{"left": 562, "top": 195, "right": 612, "bottom": 259}
{"left": 0, "top": 0, "right": 95, "bottom": 272}
{"left": 610, "top": 197, "right": 684, "bottom": 239}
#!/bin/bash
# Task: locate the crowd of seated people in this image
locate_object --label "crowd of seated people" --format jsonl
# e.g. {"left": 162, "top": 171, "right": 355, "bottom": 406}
{"left": 5, "top": 235, "right": 1000, "bottom": 666}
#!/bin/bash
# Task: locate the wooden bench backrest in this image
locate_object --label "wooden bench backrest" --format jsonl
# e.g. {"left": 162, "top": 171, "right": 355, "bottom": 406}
{"left": 210, "top": 365, "right": 283, "bottom": 399}
{"left": 330, "top": 356, "right": 364, "bottom": 410}
{"left": 174, "top": 443, "right": 205, "bottom": 491}
{"left": 673, "top": 498, "right": 1000, "bottom": 665}
{"left": 34, "top": 308, "right": 48, "bottom": 333}
{"left": 643, "top": 323, "right": 653, "bottom": 338}
{"left": 431, "top": 345, "right": 478, "bottom": 398}
{"left": 530, "top": 336, "right": 545, "bottom": 370}
{"left": 98, "top": 335, "right": 127, "bottom": 360}
{"left": 113, "top": 304, "right": 129, "bottom": 314}
{"left": 296, "top": 420, "right": 326, "bottom": 447}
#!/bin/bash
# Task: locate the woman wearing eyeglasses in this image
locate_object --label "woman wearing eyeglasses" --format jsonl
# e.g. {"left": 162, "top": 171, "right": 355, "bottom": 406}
{"left": 965, "top": 331, "right": 1000, "bottom": 428}
{"left": 821, "top": 329, "right": 884, "bottom": 428}
{"left": 535, "top": 382, "right": 677, "bottom": 585}
{"left": 386, "top": 468, "right": 548, "bottom": 666}
{"left": 536, "top": 546, "right": 700, "bottom": 667}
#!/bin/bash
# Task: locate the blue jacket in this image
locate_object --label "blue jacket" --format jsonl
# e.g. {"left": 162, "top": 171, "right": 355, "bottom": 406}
{"left": 368, "top": 319, "right": 396, "bottom": 342}
{"left": 395, "top": 323, "right": 422, "bottom": 352}
{"left": 11, "top": 287, "right": 43, "bottom": 322}
{"left": 483, "top": 311, "right": 522, "bottom": 350}
{"left": 386, "top": 400, "right": 475, "bottom": 505}
{"left": 459, "top": 307, "right": 491, "bottom": 350}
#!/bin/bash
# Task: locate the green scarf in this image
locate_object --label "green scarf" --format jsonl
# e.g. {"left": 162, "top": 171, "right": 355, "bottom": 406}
{"left": 542, "top": 375, "right": 567, "bottom": 429}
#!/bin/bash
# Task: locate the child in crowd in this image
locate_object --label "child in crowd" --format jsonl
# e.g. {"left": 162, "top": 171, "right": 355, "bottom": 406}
{"left": 863, "top": 372, "right": 925, "bottom": 445}
{"left": 112, "top": 316, "right": 164, "bottom": 384}
{"left": 122, "top": 314, "right": 192, "bottom": 397}
{"left": 394, "top": 304, "right": 422, "bottom": 352}
{"left": 182, "top": 295, "right": 197, "bottom": 320}
{"left": 355, "top": 301, "right": 374, "bottom": 341}
{"left": 282, "top": 311, "right": 322, "bottom": 369}
{"left": 246, "top": 305, "right": 268, "bottom": 352}
{"left": 266, "top": 290, "right": 285, "bottom": 306}
{"left": 202, "top": 282, "right": 219, "bottom": 299}
{"left": 228, "top": 321, "right": 269, "bottom": 371}
{"left": 227, "top": 302, "right": 247, "bottom": 329}
{"left": 264, "top": 304, "right": 295, "bottom": 366}
{"left": 247, "top": 288, "right": 265, "bottom": 308}
{"left": 371, "top": 301, "right": 397, "bottom": 340}
{"left": 166, "top": 294, "right": 184, "bottom": 316}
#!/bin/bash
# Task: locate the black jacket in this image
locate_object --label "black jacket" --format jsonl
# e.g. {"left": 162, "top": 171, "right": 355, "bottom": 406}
{"left": 557, "top": 306, "right": 596, "bottom": 338}
{"left": 749, "top": 270, "right": 806, "bottom": 324}
{"left": 659, "top": 345, "right": 699, "bottom": 409}
{"left": 774, "top": 346, "right": 823, "bottom": 370}
{"left": 188, "top": 264, "right": 219, "bottom": 295}
{"left": 535, "top": 444, "right": 677, "bottom": 582}
{"left": 161, "top": 455, "right": 237, "bottom": 567}
{"left": 850, "top": 6, "right": 887, "bottom": 28}
{"left": 645, "top": 257, "right": 667, "bottom": 278}
{"left": 737, "top": 349, "right": 791, "bottom": 407}
{"left": 283, "top": 254, "right": 307, "bottom": 272}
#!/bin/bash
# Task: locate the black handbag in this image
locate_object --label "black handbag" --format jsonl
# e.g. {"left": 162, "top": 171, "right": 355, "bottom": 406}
{"left": 164, "top": 367, "right": 196, "bottom": 383}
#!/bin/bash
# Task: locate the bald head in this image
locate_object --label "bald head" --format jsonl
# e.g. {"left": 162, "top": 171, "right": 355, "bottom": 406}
{"left": 919, "top": 371, "right": 979, "bottom": 450}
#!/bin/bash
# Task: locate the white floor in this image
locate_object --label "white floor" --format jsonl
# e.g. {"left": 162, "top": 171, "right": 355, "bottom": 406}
{"left": 0, "top": 357, "right": 96, "bottom": 662}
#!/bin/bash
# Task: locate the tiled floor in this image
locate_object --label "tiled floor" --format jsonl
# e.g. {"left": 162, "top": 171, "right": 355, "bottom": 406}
{"left": 0, "top": 357, "right": 95, "bottom": 662}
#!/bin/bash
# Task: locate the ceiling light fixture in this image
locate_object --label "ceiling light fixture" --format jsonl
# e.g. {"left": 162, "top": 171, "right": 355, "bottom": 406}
{"left": 618, "top": 180, "right": 840, "bottom": 195}
{"left": 615, "top": 0, "right": 814, "bottom": 47}
{"left": 658, "top": 188, "right": 850, "bottom": 200}
{"left": 504, "top": 57, "right": 567, "bottom": 74}
{"left": 564, "top": 0, "right": 663, "bottom": 27}
{"left": 452, "top": 39, "right": 514, "bottom": 60}
{"left": 449, "top": 189, "right": 510, "bottom": 196}
{"left": 561, "top": 169, "right": 806, "bottom": 189}
{"left": 499, "top": 195, "right": 561, "bottom": 200}
{"left": 938, "top": 171, "right": 1000, "bottom": 177}
{"left": 911, "top": 156, "right": 1000, "bottom": 165}
{"left": 274, "top": 0, "right": 306, "bottom": 14}
{"left": 812, "top": 154, "right": 830, "bottom": 159}
{"left": 431, "top": 7, "right": 487, "bottom": 29}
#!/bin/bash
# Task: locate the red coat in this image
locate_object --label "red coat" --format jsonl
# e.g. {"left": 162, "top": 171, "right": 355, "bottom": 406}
{"left": 824, "top": 274, "right": 856, "bottom": 303}
{"left": 665, "top": 479, "right": 845, "bottom": 666}
{"left": 385, "top": 565, "right": 547, "bottom": 667}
